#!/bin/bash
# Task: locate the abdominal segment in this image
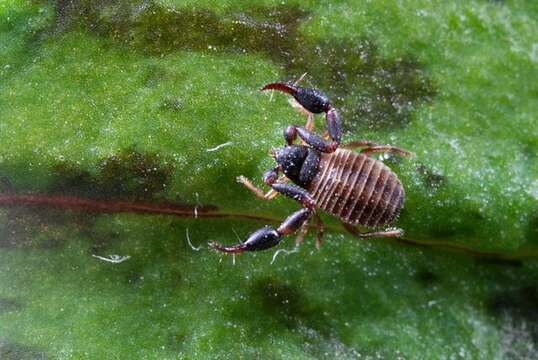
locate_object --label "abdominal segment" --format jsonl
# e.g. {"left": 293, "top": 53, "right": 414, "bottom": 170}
{"left": 307, "top": 149, "right": 404, "bottom": 227}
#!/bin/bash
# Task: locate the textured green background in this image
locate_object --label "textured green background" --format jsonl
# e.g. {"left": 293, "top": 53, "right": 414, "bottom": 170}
{"left": 1, "top": 0, "right": 537, "bottom": 358}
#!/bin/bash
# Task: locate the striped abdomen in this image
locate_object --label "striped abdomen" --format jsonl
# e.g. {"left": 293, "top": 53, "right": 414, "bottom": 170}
{"left": 307, "top": 148, "right": 404, "bottom": 227}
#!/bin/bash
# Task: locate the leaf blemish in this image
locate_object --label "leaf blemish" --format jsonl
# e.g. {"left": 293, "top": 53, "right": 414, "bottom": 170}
{"left": 0, "top": 338, "right": 47, "bottom": 360}
{"left": 52, "top": 0, "right": 435, "bottom": 130}
{"left": 415, "top": 162, "right": 446, "bottom": 189}
{"left": 0, "top": 298, "right": 21, "bottom": 312}
{"left": 415, "top": 269, "right": 438, "bottom": 287}
{"left": 487, "top": 286, "right": 538, "bottom": 347}
{"left": 249, "top": 278, "right": 317, "bottom": 331}
{"left": 50, "top": 147, "right": 173, "bottom": 201}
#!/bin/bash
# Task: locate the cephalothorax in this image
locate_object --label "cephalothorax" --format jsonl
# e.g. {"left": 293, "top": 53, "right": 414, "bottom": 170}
{"left": 210, "top": 82, "right": 411, "bottom": 254}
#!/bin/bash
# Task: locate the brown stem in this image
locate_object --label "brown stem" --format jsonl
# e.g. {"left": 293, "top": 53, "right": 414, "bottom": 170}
{"left": 0, "top": 194, "right": 277, "bottom": 222}
{"left": 0, "top": 193, "right": 536, "bottom": 261}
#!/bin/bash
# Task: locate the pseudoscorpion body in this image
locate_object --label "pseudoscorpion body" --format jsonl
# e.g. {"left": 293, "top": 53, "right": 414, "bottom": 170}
{"left": 210, "top": 82, "right": 410, "bottom": 254}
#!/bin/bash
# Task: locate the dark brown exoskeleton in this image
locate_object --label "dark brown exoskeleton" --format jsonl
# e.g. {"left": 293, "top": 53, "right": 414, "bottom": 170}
{"left": 209, "top": 82, "right": 412, "bottom": 254}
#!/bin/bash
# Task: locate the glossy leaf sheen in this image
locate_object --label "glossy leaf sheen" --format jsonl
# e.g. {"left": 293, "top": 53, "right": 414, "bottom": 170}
{"left": 0, "top": 0, "right": 537, "bottom": 358}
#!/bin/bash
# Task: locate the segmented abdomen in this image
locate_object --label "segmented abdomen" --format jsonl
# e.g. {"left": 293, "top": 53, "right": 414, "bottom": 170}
{"left": 307, "top": 148, "right": 404, "bottom": 227}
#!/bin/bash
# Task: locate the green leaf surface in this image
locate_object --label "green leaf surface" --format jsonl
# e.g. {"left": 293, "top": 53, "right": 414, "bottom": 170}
{"left": 0, "top": 0, "right": 537, "bottom": 358}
